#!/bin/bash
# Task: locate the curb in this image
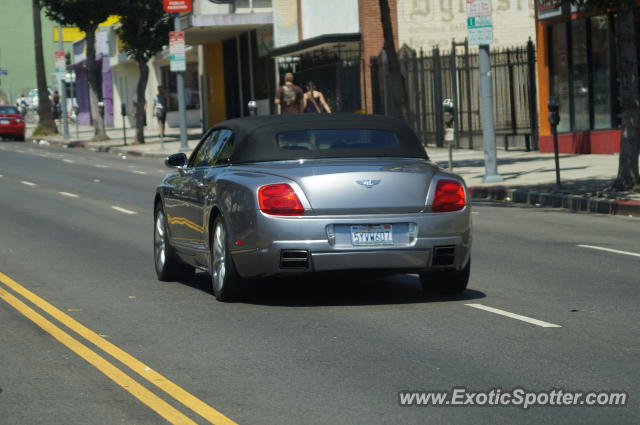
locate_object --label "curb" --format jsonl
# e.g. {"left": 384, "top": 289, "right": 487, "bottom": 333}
{"left": 29, "top": 138, "right": 170, "bottom": 158}
{"left": 469, "top": 186, "right": 640, "bottom": 218}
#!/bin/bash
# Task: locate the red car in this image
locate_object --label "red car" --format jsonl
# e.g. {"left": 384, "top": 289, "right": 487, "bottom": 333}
{"left": 0, "top": 105, "right": 26, "bottom": 141}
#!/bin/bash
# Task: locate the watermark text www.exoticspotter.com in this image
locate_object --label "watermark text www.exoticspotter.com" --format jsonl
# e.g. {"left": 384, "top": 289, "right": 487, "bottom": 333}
{"left": 398, "top": 388, "right": 627, "bottom": 409}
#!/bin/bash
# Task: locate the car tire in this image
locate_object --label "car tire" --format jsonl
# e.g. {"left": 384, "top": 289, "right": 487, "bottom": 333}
{"left": 154, "top": 203, "right": 195, "bottom": 281}
{"left": 420, "top": 258, "right": 470, "bottom": 295}
{"left": 17, "top": 135, "right": 25, "bottom": 142}
{"left": 210, "top": 216, "right": 244, "bottom": 302}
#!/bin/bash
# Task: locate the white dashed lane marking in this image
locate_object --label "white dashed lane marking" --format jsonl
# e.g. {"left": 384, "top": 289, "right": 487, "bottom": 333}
{"left": 465, "top": 304, "right": 562, "bottom": 328}
{"left": 111, "top": 206, "right": 137, "bottom": 215}
{"left": 21, "top": 181, "right": 37, "bottom": 187}
{"left": 63, "top": 159, "right": 74, "bottom": 163}
{"left": 59, "top": 192, "right": 79, "bottom": 198}
{"left": 577, "top": 244, "right": 640, "bottom": 258}
{"left": 94, "top": 164, "right": 109, "bottom": 169}
{"left": 132, "top": 170, "right": 146, "bottom": 175}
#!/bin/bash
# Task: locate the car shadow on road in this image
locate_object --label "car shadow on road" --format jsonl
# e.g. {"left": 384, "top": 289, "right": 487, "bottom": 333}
{"left": 186, "top": 271, "right": 486, "bottom": 307}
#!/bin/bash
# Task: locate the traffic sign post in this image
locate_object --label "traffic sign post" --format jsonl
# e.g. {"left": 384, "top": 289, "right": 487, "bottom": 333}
{"left": 56, "top": 25, "right": 70, "bottom": 141}
{"left": 466, "top": 0, "right": 501, "bottom": 182}
{"left": 172, "top": 19, "right": 189, "bottom": 153}
{"left": 163, "top": 0, "right": 191, "bottom": 152}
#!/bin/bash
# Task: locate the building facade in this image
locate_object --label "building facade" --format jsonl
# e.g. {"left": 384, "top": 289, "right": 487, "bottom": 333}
{"left": 185, "top": 0, "right": 274, "bottom": 128}
{"left": 397, "top": 0, "right": 536, "bottom": 51}
{"left": 269, "top": 0, "right": 397, "bottom": 113}
{"left": 534, "top": 2, "right": 640, "bottom": 154}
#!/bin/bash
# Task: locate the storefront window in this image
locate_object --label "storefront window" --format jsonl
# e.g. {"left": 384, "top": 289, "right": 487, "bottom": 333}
{"left": 591, "top": 15, "right": 612, "bottom": 129}
{"left": 548, "top": 15, "right": 618, "bottom": 132}
{"left": 571, "top": 19, "right": 589, "bottom": 130}
{"left": 550, "top": 22, "right": 571, "bottom": 132}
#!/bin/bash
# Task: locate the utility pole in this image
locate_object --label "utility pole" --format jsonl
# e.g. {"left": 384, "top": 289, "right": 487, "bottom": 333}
{"left": 466, "top": 0, "right": 501, "bottom": 182}
{"left": 174, "top": 15, "right": 188, "bottom": 152}
{"left": 57, "top": 25, "right": 70, "bottom": 140}
{"left": 479, "top": 44, "right": 501, "bottom": 182}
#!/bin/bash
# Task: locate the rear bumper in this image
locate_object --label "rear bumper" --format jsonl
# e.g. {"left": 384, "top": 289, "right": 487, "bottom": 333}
{"left": 231, "top": 209, "right": 471, "bottom": 278}
{"left": 0, "top": 124, "right": 25, "bottom": 135}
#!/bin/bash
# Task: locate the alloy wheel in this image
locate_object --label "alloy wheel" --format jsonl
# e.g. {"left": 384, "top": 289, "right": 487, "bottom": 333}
{"left": 211, "top": 222, "right": 226, "bottom": 292}
{"left": 155, "top": 210, "right": 166, "bottom": 270}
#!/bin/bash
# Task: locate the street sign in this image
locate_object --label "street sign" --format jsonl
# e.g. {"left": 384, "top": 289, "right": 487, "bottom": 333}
{"left": 466, "top": 0, "right": 493, "bottom": 46}
{"left": 163, "top": 0, "right": 192, "bottom": 13}
{"left": 0, "top": 69, "right": 8, "bottom": 76}
{"left": 465, "top": 0, "right": 492, "bottom": 17}
{"left": 169, "top": 31, "right": 186, "bottom": 72}
{"left": 55, "top": 50, "right": 66, "bottom": 73}
{"left": 467, "top": 16, "right": 493, "bottom": 45}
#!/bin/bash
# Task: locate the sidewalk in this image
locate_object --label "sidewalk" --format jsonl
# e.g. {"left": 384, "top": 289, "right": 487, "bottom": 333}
{"left": 28, "top": 123, "right": 640, "bottom": 217}
{"left": 28, "top": 122, "right": 202, "bottom": 158}
{"left": 427, "top": 147, "right": 639, "bottom": 216}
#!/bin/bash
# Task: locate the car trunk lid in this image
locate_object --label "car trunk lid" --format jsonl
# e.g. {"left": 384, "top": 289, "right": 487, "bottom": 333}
{"left": 242, "top": 158, "right": 437, "bottom": 215}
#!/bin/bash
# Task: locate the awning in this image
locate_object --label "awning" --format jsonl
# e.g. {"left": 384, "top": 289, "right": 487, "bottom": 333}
{"left": 270, "top": 33, "right": 361, "bottom": 58}
{"left": 185, "top": 12, "right": 272, "bottom": 45}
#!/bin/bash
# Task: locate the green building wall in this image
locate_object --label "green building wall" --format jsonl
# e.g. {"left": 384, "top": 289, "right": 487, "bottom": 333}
{"left": 0, "top": 0, "right": 71, "bottom": 104}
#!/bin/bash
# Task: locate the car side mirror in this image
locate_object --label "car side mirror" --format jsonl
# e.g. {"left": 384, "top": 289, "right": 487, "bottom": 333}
{"left": 165, "top": 153, "right": 187, "bottom": 168}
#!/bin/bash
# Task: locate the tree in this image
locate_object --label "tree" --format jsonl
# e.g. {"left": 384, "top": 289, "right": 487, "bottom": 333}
{"left": 572, "top": 0, "right": 639, "bottom": 190}
{"left": 31, "top": 0, "right": 58, "bottom": 137}
{"left": 115, "top": 1, "right": 172, "bottom": 144}
{"left": 378, "top": 0, "right": 411, "bottom": 123}
{"left": 39, "top": 0, "right": 114, "bottom": 141}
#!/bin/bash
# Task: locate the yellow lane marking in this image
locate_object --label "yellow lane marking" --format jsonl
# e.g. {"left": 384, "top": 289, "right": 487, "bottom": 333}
{"left": 0, "top": 287, "right": 198, "bottom": 425}
{"left": 0, "top": 272, "right": 239, "bottom": 425}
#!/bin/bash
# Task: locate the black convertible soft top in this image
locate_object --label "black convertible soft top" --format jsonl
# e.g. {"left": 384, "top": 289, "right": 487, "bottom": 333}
{"left": 210, "top": 114, "right": 428, "bottom": 164}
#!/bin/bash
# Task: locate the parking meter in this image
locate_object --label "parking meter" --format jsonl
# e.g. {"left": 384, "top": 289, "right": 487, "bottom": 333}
{"left": 443, "top": 98, "right": 455, "bottom": 128}
{"left": 442, "top": 98, "right": 455, "bottom": 170}
{"left": 120, "top": 103, "right": 128, "bottom": 145}
{"left": 547, "top": 96, "right": 561, "bottom": 186}
{"left": 547, "top": 96, "right": 560, "bottom": 126}
{"left": 247, "top": 100, "right": 258, "bottom": 116}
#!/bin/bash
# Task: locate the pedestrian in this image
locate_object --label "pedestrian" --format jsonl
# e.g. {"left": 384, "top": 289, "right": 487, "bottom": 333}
{"left": 52, "top": 90, "right": 61, "bottom": 121}
{"left": 153, "top": 86, "right": 168, "bottom": 138}
{"left": 303, "top": 82, "right": 332, "bottom": 114}
{"left": 274, "top": 72, "right": 303, "bottom": 114}
{"left": 16, "top": 93, "right": 28, "bottom": 116}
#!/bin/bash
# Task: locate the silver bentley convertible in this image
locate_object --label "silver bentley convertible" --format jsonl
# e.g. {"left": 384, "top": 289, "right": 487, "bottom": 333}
{"left": 154, "top": 114, "right": 471, "bottom": 301}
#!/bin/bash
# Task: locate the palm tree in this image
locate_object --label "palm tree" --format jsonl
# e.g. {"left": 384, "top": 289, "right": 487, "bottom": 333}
{"left": 31, "top": 0, "right": 58, "bottom": 136}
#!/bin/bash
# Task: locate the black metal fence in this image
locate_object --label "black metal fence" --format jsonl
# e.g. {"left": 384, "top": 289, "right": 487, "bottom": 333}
{"left": 371, "top": 40, "right": 538, "bottom": 150}
{"left": 277, "top": 49, "right": 362, "bottom": 113}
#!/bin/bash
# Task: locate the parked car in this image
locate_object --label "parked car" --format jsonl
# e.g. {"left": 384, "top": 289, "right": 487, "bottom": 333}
{"left": 0, "top": 105, "right": 26, "bottom": 141}
{"left": 154, "top": 114, "right": 472, "bottom": 301}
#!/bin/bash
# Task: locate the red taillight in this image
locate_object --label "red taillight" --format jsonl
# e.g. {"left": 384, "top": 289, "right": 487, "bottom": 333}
{"left": 258, "top": 184, "right": 305, "bottom": 216}
{"left": 432, "top": 179, "right": 466, "bottom": 212}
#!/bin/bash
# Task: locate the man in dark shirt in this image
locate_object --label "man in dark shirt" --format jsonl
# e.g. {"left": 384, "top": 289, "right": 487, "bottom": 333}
{"left": 274, "top": 72, "right": 303, "bottom": 114}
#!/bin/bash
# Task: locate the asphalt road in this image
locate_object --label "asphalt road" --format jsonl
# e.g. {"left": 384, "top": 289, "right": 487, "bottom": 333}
{"left": 1, "top": 141, "right": 639, "bottom": 425}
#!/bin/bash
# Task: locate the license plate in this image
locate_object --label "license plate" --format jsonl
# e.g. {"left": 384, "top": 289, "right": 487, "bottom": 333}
{"left": 0, "top": 119, "right": 9, "bottom": 125}
{"left": 351, "top": 224, "right": 393, "bottom": 246}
